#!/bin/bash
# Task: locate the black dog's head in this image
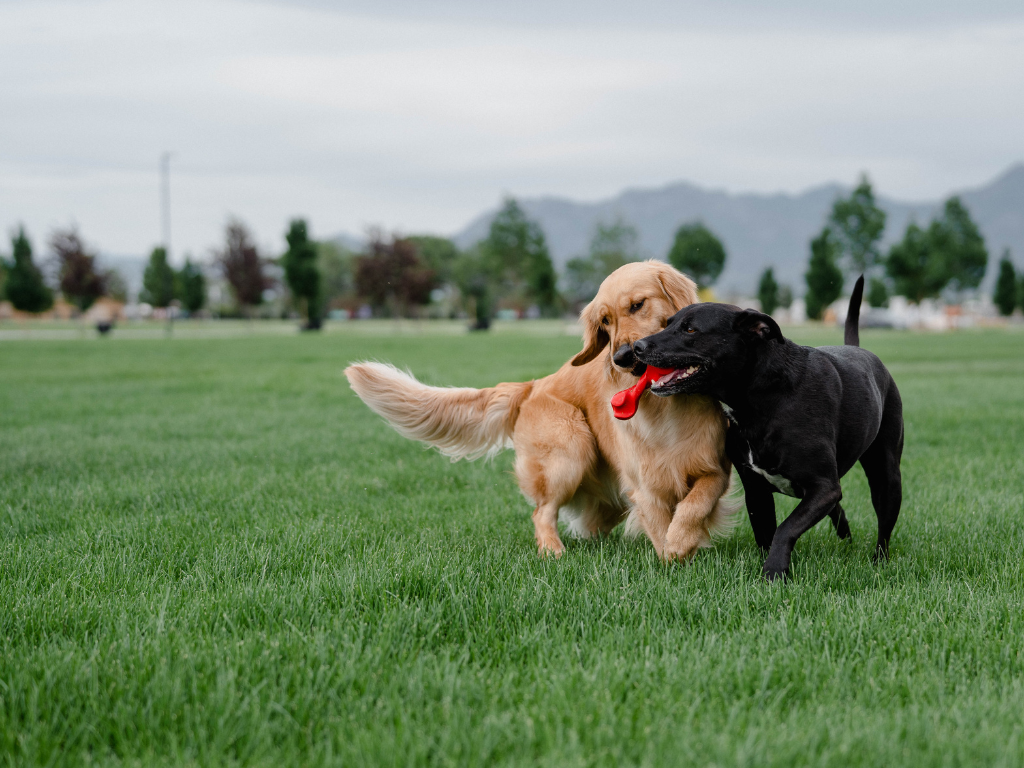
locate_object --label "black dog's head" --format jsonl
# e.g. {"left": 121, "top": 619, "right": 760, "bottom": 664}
{"left": 632, "top": 303, "right": 783, "bottom": 397}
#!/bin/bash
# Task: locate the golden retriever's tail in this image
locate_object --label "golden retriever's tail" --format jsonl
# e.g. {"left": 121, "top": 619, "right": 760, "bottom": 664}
{"left": 345, "top": 362, "right": 534, "bottom": 461}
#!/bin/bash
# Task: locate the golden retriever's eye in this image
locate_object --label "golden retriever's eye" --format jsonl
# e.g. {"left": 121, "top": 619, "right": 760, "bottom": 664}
{"left": 601, "top": 317, "right": 610, "bottom": 326}
{"left": 629, "top": 300, "right": 645, "bottom": 314}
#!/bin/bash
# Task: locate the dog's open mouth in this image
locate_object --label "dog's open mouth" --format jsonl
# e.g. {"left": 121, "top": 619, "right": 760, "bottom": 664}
{"left": 650, "top": 364, "right": 703, "bottom": 395}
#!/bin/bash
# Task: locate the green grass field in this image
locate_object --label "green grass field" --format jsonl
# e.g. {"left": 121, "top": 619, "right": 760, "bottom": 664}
{"left": 2, "top": 325, "right": 1023, "bottom": 766}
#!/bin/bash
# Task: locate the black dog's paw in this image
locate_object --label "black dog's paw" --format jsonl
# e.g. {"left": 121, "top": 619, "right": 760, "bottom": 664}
{"left": 872, "top": 544, "right": 890, "bottom": 564}
{"left": 762, "top": 564, "right": 790, "bottom": 582}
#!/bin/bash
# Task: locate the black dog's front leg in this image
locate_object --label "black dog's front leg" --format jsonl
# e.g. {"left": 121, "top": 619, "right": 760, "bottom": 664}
{"left": 763, "top": 480, "right": 842, "bottom": 581}
{"left": 735, "top": 465, "right": 777, "bottom": 552}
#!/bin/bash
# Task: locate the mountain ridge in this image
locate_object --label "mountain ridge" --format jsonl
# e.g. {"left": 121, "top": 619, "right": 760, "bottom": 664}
{"left": 446, "top": 164, "right": 1024, "bottom": 293}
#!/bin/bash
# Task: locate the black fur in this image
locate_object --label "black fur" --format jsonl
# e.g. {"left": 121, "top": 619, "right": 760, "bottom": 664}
{"left": 632, "top": 276, "right": 904, "bottom": 580}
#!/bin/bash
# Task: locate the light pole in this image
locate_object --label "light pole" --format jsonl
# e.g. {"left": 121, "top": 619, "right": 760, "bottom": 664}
{"left": 160, "top": 151, "right": 173, "bottom": 260}
{"left": 160, "top": 151, "right": 174, "bottom": 332}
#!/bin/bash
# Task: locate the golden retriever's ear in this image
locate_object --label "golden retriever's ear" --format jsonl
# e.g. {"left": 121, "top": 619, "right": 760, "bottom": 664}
{"left": 656, "top": 263, "right": 699, "bottom": 310}
{"left": 571, "top": 300, "right": 609, "bottom": 366}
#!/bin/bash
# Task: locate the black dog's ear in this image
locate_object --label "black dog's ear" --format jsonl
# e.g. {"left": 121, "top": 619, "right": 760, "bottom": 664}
{"left": 734, "top": 309, "right": 782, "bottom": 343}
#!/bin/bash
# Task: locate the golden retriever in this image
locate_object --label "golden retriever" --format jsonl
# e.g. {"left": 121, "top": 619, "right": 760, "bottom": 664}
{"left": 345, "top": 260, "right": 735, "bottom": 560}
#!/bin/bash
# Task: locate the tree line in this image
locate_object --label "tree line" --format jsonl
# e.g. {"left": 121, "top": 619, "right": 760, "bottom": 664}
{"left": 3, "top": 184, "right": 1017, "bottom": 323}
{"left": 796, "top": 176, "right": 1004, "bottom": 319}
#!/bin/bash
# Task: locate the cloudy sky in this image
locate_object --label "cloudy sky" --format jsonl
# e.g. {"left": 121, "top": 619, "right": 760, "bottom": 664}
{"left": 1, "top": 0, "right": 1022, "bottom": 261}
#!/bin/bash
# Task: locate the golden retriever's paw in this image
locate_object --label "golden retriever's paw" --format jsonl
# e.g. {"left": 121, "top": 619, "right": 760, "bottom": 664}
{"left": 536, "top": 537, "right": 565, "bottom": 558}
{"left": 662, "top": 536, "right": 702, "bottom": 563}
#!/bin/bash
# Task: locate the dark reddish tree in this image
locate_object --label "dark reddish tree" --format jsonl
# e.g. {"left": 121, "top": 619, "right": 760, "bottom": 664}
{"left": 217, "top": 220, "right": 272, "bottom": 311}
{"left": 51, "top": 226, "right": 106, "bottom": 312}
{"left": 355, "top": 234, "right": 436, "bottom": 316}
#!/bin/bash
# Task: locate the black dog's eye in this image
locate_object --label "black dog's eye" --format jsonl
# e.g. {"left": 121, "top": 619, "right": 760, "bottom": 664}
{"left": 685, "top": 326, "right": 697, "bottom": 334}
{"left": 629, "top": 300, "right": 645, "bottom": 314}
{"left": 601, "top": 317, "right": 610, "bottom": 326}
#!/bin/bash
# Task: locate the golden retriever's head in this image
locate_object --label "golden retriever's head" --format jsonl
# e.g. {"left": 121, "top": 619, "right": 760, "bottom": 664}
{"left": 571, "top": 260, "right": 698, "bottom": 373}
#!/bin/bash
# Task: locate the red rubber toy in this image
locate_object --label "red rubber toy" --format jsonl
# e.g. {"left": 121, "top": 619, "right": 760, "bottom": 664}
{"left": 610, "top": 365, "right": 675, "bottom": 420}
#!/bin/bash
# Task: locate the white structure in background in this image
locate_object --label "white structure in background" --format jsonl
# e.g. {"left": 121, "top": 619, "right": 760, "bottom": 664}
{"left": 833, "top": 292, "right": 1000, "bottom": 331}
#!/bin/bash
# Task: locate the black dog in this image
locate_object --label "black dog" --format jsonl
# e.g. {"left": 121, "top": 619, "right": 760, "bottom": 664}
{"left": 632, "top": 277, "right": 903, "bottom": 580}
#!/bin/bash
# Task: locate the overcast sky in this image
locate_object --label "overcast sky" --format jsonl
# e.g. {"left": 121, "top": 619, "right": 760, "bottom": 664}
{"left": 1, "top": 0, "right": 1022, "bottom": 262}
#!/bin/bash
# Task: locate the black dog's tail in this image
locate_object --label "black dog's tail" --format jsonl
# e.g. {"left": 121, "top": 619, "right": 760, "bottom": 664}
{"left": 845, "top": 275, "right": 865, "bottom": 347}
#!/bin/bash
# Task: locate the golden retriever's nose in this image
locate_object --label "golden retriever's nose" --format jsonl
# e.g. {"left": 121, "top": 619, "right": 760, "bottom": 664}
{"left": 612, "top": 343, "right": 635, "bottom": 369}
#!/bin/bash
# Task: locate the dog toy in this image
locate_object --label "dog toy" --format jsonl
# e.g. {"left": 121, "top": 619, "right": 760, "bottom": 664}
{"left": 610, "top": 365, "right": 674, "bottom": 420}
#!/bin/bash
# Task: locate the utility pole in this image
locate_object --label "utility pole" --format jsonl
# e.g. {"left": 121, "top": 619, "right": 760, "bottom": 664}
{"left": 160, "top": 151, "right": 174, "bottom": 333}
{"left": 160, "top": 151, "right": 173, "bottom": 260}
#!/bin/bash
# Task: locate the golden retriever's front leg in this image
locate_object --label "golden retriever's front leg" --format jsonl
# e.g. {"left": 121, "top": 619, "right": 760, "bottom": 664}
{"left": 664, "top": 470, "right": 731, "bottom": 561}
{"left": 630, "top": 489, "right": 674, "bottom": 559}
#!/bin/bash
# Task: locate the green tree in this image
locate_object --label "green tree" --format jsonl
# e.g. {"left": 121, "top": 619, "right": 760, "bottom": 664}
{"left": 829, "top": 175, "right": 887, "bottom": 275}
{"left": 408, "top": 236, "right": 459, "bottom": 287}
{"left": 52, "top": 226, "right": 105, "bottom": 312}
{"left": 757, "top": 267, "right": 780, "bottom": 316}
{"left": 453, "top": 246, "right": 492, "bottom": 330}
{"left": 589, "top": 218, "right": 641, "bottom": 275}
{"left": 667, "top": 222, "right": 726, "bottom": 289}
{"left": 805, "top": 227, "right": 844, "bottom": 320}
{"left": 105, "top": 269, "right": 129, "bottom": 303}
{"left": 867, "top": 277, "right": 889, "bottom": 308}
{"left": 281, "top": 219, "right": 322, "bottom": 329}
{"left": 141, "top": 247, "right": 176, "bottom": 307}
{"left": 484, "top": 198, "right": 558, "bottom": 314}
{"left": 993, "top": 253, "right": 1017, "bottom": 316}
{"left": 562, "top": 257, "right": 602, "bottom": 309}
{"left": 778, "top": 284, "right": 793, "bottom": 309}
{"left": 562, "top": 219, "right": 643, "bottom": 308}
{"left": 317, "top": 241, "right": 355, "bottom": 312}
{"left": 176, "top": 259, "right": 206, "bottom": 314}
{"left": 885, "top": 222, "right": 940, "bottom": 302}
{"left": 3, "top": 227, "right": 53, "bottom": 313}
{"left": 927, "top": 197, "right": 988, "bottom": 293}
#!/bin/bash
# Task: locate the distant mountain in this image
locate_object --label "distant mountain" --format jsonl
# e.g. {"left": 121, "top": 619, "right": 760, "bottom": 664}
{"left": 454, "top": 164, "right": 1024, "bottom": 294}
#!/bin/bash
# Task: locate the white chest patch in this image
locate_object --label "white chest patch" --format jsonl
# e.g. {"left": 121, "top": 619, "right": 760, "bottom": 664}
{"left": 747, "top": 449, "right": 797, "bottom": 497}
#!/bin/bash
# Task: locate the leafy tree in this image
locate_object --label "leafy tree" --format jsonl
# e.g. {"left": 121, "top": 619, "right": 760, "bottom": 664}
{"left": 829, "top": 175, "right": 887, "bottom": 275}
{"left": 317, "top": 241, "right": 355, "bottom": 311}
{"left": 805, "top": 227, "right": 843, "bottom": 320}
{"left": 589, "top": 218, "right": 641, "bottom": 275}
{"left": 217, "top": 220, "right": 271, "bottom": 312}
{"left": 667, "top": 222, "right": 726, "bottom": 289}
{"left": 51, "top": 226, "right": 105, "bottom": 312}
{"left": 408, "top": 236, "right": 459, "bottom": 287}
{"left": 176, "top": 259, "right": 206, "bottom": 313}
{"left": 757, "top": 267, "right": 779, "bottom": 316}
{"left": 778, "top": 284, "right": 793, "bottom": 310}
{"left": 867, "top": 277, "right": 889, "bottom": 308}
{"left": 994, "top": 252, "right": 1017, "bottom": 316}
{"left": 3, "top": 227, "right": 53, "bottom": 313}
{"left": 105, "top": 269, "right": 129, "bottom": 303}
{"left": 483, "top": 198, "right": 558, "bottom": 314}
{"left": 141, "top": 247, "right": 176, "bottom": 307}
{"left": 281, "top": 219, "right": 322, "bottom": 329}
{"left": 562, "top": 219, "right": 642, "bottom": 308}
{"left": 927, "top": 197, "right": 987, "bottom": 292}
{"left": 453, "top": 246, "right": 492, "bottom": 330}
{"left": 885, "top": 222, "right": 946, "bottom": 303}
{"left": 562, "top": 257, "right": 602, "bottom": 309}
{"left": 355, "top": 234, "right": 436, "bottom": 317}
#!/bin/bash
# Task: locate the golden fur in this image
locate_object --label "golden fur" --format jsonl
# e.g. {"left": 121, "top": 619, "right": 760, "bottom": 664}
{"left": 345, "top": 261, "right": 737, "bottom": 560}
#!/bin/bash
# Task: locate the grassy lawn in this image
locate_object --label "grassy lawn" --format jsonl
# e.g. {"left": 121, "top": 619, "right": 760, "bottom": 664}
{"left": 1, "top": 325, "right": 1023, "bottom": 766}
